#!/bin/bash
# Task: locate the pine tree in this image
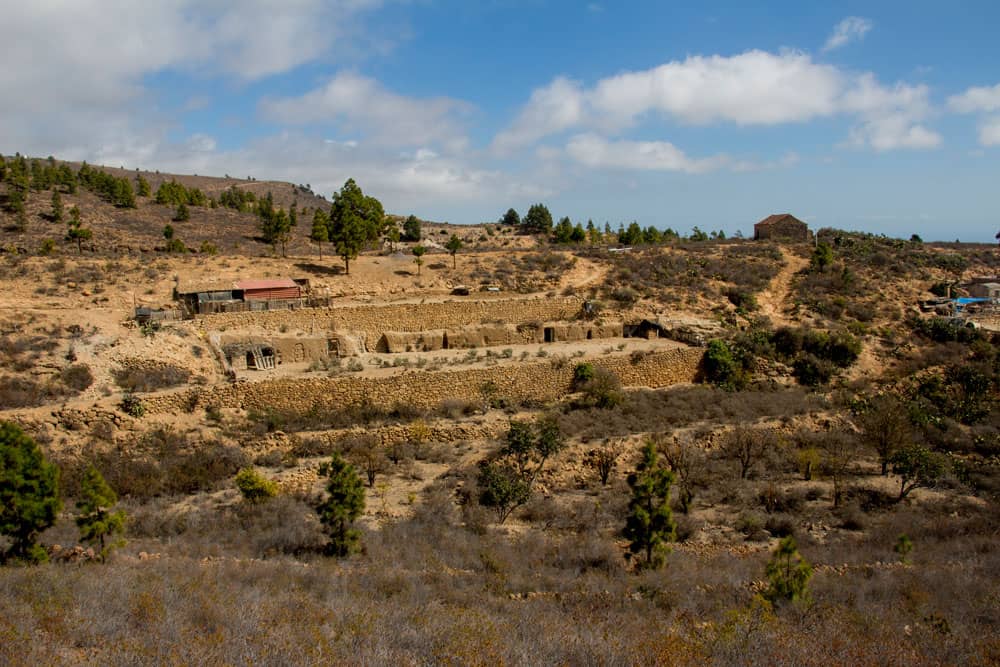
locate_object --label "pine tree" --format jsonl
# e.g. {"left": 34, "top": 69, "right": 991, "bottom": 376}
{"left": 310, "top": 208, "right": 329, "bottom": 259}
{"left": 65, "top": 206, "right": 93, "bottom": 254}
{"left": 623, "top": 439, "right": 676, "bottom": 570}
{"left": 0, "top": 421, "right": 61, "bottom": 564}
{"left": 136, "top": 174, "right": 151, "bottom": 197}
{"left": 501, "top": 208, "right": 520, "bottom": 227}
{"left": 764, "top": 536, "right": 812, "bottom": 604}
{"left": 402, "top": 214, "right": 421, "bottom": 242}
{"left": 113, "top": 178, "right": 136, "bottom": 208}
{"left": 327, "top": 179, "right": 383, "bottom": 274}
{"left": 445, "top": 234, "right": 463, "bottom": 268}
{"left": 522, "top": 203, "right": 553, "bottom": 235}
{"left": 316, "top": 452, "right": 365, "bottom": 557}
{"left": 412, "top": 245, "right": 426, "bottom": 276}
{"left": 75, "top": 466, "right": 126, "bottom": 561}
{"left": 51, "top": 189, "right": 63, "bottom": 223}
{"left": 174, "top": 202, "right": 190, "bottom": 222}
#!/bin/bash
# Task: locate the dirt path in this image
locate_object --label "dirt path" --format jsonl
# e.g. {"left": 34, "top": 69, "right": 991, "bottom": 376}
{"left": 560, "top": 255, "right": 608, "bottom": 291}
{"left": 757, "top": 250, "right": 808, "bottom": 326}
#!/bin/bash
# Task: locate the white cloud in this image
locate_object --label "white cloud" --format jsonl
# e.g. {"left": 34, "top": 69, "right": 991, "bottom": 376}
{"left": 847, "top": 117, "right": 942, "bottom": 151}
{"left": 261, "top": 72, "right": 471, "bottom": 150}
{"left": 566, "top": 134, "right": 729, "bottom": 173}
{"left": 979, "top": 117, "right": 1000, "bottom": 146}
{"left": 948, "top": 83, "right": 1000, "bottom": 113}
{"left": 495, "top": 50, "right": 940, "bottom": 155}
{"left": 823, "top": 17, "right": 874, "bottom": 52}
{"left": 0, "top": 0, "right": 387, "bottom": 159}
{"left": 840, "top": 74, "right": 941, "bottom": 150}
{"left": 947, "top": 83, "right": 1000, "bottom": 147}
{"left": 563, "top": 135, "right": 801, "bottom": 174}
{"left": 589, "top": 50, "right": 844, "bottom": 127}
{"left": 491, "top": 77, "right": 585, "bottom": 153}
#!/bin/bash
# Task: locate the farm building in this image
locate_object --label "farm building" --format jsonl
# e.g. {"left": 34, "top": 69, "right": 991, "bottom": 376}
{"left": 219, "top": 333, "right": 363, "bottom": 371}
{"left": 374, "top": 321, "right": 625, "bottom": 353}
{"left": 754, "top": 214, "right": 809, "bottom": 242}
{"left": 968, "top": 282, "right": 1000, "bottom": 300}
{"left": 235, "top": 279, "right": 302, "bottom": 301}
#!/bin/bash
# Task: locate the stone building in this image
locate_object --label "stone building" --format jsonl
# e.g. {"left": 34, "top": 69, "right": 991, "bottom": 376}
{"left": 754, "top": 213, "right": 809, "bottom": 241}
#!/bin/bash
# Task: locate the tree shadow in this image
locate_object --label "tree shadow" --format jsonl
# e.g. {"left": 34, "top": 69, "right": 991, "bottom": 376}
{"left": 295, "top": 262, "right": 344, "bottom": 276}
{"left": 394, "top": 269, "right": 414, "bottom": 276}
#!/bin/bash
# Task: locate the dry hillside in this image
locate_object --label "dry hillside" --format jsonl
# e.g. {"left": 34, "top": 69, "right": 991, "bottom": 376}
{"left": 0, "top": 157, "right": 998, "bottom": 665}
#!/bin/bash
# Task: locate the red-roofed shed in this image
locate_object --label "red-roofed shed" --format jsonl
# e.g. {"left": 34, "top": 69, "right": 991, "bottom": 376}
{"left": 235, "top": 278, "right": 301, "bottom": 301}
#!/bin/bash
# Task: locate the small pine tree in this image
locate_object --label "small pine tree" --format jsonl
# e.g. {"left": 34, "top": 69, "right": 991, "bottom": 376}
{"left": 316, "top": 453, "right": 365, "bottom": 557}
{"left": 764, "top": 536, "right": 812, "bottom": 604}
{"left": 51, "top": 190, "right": 63, "bottom": 223}
{"left": 174, "top": 202, "right": 190, "bottom": 222}
{"left": 412, "top": 245, "right": 427, "bottom": 276}
{"left": 0, "top": 421, "right": 62, "bottom": 564}
{"left": 894, "top": 533, "right": 914, "bottom": 564}
{"left": 445, "top": 234, "right": 463, "bottom": 268}
{"left": 623, "top": 439, "right": 676, "bottom": 570}
{"left": 310, "top": 208, "right": 329, "bottom": 259}
{"left": 75, "top": 466, "right": 126, "bottom": 561}
{"left": 136, "top": 174, "right": 151, "bottom": 197}
{"left": 65, "top": 206, "right": 92, "bottom": 254}
{"left": 810, "top": 242, "right": 834, "bottom": 273}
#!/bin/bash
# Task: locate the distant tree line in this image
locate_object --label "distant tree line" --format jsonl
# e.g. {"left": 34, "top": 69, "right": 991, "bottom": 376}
{"left": 498, "top": 204, "right": 729, "bottom": 246}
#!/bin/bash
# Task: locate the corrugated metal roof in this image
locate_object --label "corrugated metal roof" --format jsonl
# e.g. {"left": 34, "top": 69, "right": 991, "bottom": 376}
{"left": 235, "top": 278, "right": 298, "bottom": 290}
{"left": 176, "top": 280, "right": 237, "bottom": 295}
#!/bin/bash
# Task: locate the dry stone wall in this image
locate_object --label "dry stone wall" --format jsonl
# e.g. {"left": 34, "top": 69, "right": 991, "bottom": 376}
{"left": 142, "top": 347, "right": 703, "bottom": 416}
{"left": 197, "top": 296, "right": 585, "bottom": 347}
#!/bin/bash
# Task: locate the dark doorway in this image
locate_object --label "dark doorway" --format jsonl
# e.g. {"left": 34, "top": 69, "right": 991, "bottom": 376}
{"left": 543, "top": 327, "right": 555, "bottom": 343}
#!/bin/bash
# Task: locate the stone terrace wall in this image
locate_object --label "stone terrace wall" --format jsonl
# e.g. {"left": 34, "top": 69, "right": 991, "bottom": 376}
{"left": 142, "top": 347, "right": 702, "bottom": 416}
{"left": 197, "top": 297, "right": 585, "bottom": 348}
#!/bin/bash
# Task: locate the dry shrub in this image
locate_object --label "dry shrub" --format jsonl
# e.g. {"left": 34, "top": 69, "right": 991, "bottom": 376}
{"left": 113, "top": 364, "right": 191, "bottom": 392}
{"left": 59, "top": 431, "right": 248, "bottom": 500}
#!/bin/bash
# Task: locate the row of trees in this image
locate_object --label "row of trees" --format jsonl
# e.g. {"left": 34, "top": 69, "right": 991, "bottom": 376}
{"left": 500, "top": 204, "right": 729, "bottom": 246}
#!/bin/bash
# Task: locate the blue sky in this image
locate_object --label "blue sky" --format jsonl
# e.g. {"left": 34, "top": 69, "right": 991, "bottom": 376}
{"left": 2, "top": 1, "right": 998, "bottom": 241}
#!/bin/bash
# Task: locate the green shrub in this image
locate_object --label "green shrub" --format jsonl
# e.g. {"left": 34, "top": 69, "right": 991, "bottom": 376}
{"left": 701, "top": 340, "right": 749, "bottom": 390}
{"left": 235, "top": 467, "right": 279, "bottom": 504}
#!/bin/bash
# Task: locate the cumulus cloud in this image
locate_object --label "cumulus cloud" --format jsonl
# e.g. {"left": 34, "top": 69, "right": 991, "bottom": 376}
{"left": 565, "top": 134, "right": 729, "bottom": 173}
{"left": 947, "top": 83, "right": 1000, "bottom": 147}
{"left": 948, "top": 83, "right": 1000, "bottom": 113}
{"left": 0, "top": 0, "right": 386, "bottom": 159}
{"left": 979, "top": 117, "right": 1000, "bottom": 146}
{"left": 491, "top": 77, "right": 586, "bottom": 154}
{"left": 589, "top": 50, "right": 844, "bottom": 127}
{"left": 494, "top": 49, "right": 940, "bottom": 156}
{"left": 823, "top": 17, "right": 874, "bottom": 52}
{"left": 261, "top": 72, "right": 471, "bottom": 150}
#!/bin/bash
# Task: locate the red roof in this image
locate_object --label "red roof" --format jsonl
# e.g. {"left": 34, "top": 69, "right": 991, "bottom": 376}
{"left": 235, "top": 278, "right": 298, "bottom": 291}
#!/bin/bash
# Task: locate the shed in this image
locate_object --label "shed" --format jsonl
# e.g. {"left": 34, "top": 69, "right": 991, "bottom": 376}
{"left": 235, "top": 278, "right": 301, "bottom": 301}
{"left": 968, "top": 282, "right": 1000, "bottom": 300}
{"left": 623, "top": 320, "right": 668, "bottom": 339}
{"left": 754, "top": 214, "right": 809, "bottom": 242}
